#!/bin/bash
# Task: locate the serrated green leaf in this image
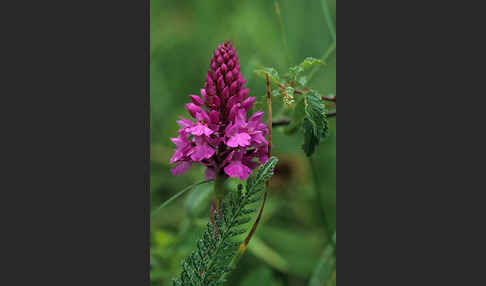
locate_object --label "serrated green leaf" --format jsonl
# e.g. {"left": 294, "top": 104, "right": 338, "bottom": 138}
{"left": 302, "top": 91, "right": 328, "bottom": 156}
{"left": 302, "top": 119, "right": 319, "bottom": 156}
{"left": 287, "top": 57, "right": 324, "bottom": 84}
{"left": 254, "top": 67, "right": 280, "bottom": 84}
{"left": 300, "top": 57, "right": 324, "bottom": 70}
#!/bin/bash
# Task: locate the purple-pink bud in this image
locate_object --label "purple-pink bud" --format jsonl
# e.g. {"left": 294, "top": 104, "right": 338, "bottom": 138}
{"left": 230, "top": 81, "right": 239, "bottom": 94}
{"left": 238, "top": 77, "right": 246, "bottom": 86}
{"left": 215, "top": 68, "right": 222, "bottom": 79}
{"left": 242, "top": 97, "right": 256, "bottom": 111}
{"left": 209, "top": 70, "right": 217, "bottom": 81}
{"left": 228, "top": 103, "right": 240, "bottom": 122}
{"left": 217, "top": 76, "right": 225, "bottom": 91}
{"left": 190, "top": 94, "right": 204, "bottom": 106}
{"left": 200, "top": 88, "right": 208, "bottom": 102}
{"left": 221, "top": 87, "right": 230, "bottom": 100}
{"left": 209, "top": 110, "right": 219, "bottom": 124}
{"left": 208, "top": 86, "right": 216, "bottom": 97}
{"left": 221, "top": 64, "right": 228, "bottom": 74}
{"left": 238, "top": 88, "right": 249, "bottom": 101}
{"left": 210, "top": 94, "right": 221, "bottom": 108}
{"left": 225, "top": 71, "right": 233, "bottom": 83}
{"left": 232, "top": 67, "right": 239, "bottom": 78}
{"left": 226, "top": 95, "right": 238, "bottom": 111}
{"left": 186, "top": 103, "right": 202, "bottom": 118}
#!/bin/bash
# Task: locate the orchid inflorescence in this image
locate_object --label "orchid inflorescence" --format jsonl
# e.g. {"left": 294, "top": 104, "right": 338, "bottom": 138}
{"left": 170, "top": 41, "right": 269, "bottom": 180}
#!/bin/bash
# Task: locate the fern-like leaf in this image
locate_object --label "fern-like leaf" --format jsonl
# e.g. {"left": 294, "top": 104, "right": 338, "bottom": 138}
{"left": 173, "top": 157, "right": 279, "bottom": 286}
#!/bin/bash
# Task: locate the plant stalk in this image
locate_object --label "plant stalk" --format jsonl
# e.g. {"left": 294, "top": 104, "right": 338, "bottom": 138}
{"left": 230, "top": 72, "right": 273, "bottom": 269}
{"left": 213, "top": 171, "right": 228, "bottom": 209}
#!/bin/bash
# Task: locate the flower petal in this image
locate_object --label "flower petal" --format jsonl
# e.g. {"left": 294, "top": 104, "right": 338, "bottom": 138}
{"left": 248, "top": 111, "right": 264, "bottom": 129}
{"left": 188, "top": 143, "right": 215, "bottom": 161}
{"left": 224, "top": 160, "right": 252, "bottom": 180}
{"left": 188, "top": 123, "right": 213, "bottom": 136}
{"left": 171, "top": 161, "right": 192, "bottom": 175}
{"left": 227, "top": 132, "right": 251, "bottom": 148}
{"left": 205, "top": 168, "right": 215, "bottom": 180}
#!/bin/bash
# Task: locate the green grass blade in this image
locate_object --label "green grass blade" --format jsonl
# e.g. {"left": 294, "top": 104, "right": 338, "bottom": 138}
{"left": 321, "top": 0, "right": 336, "bottom": 42}
{"left": 150, "top": 180, "right": 211, "bottom": 217}
{"left": 248, "top": 235, "right": 290, "bottom": 273}
{"left": 308, "top": 238, "right": 336, "bottom": 286}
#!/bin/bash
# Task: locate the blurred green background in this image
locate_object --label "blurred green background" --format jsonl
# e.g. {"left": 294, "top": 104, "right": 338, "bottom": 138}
{"left": 150, "top": 0, "right": 336, "bottom": 285}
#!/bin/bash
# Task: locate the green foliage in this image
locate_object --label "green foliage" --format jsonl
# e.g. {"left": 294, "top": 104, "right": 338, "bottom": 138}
{"left": 239, "top": 266, "right": 282, "bottom": 286}
{"left": 150, "top": 0, "right": 336, "bottom": 284}
{"left": 152, "top": 180, "right": 211, "bottom": 218}
{"left": 302, "top": 91, "right": 328, "bottom": 156}
{"left": 308, "top": 232, "right": 336, "bottom": 286}
{"left": 254, "top": 54, "right": 331, "bottom": 157}
{"left": 284, "top": 96, "right": 305, "bottom": 135}
{"left": 254, "top": 68, "right": 280, "bottom": 85}
{"left": 287, "top": 57, "right": 324, "bottom": 82}
{"left": 173, "top": 158, "right": 278, "bottom": 286}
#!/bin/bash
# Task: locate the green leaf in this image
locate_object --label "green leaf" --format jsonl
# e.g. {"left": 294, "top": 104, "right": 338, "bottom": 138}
{"left": 302, "top": 119, "right": 319, "bottom": 157}
{"left": 300, "top": 57, "right": 324, "bottom": 70}
{"left": 185, "top": 182, "right": 213, "bottom": 218}
{"left": 287, "top": 65, "right": 303, "bottom": 81}
{"left": 287, "top": 57, "right": 324, "bottom": 83}
{"left": 302, "top": 91, "right": 328, "bottom": 156}
{"left": 247, "top": 236, "right": 289, "bottom": 273}
{"left": 254, "top": 67, "right": 280, "bottom": 85}
{"left": 173, "top": 157, "right": 279, "bottom": 285}
{"left": 151, "top": 180, "right": 211, "bottom": 217}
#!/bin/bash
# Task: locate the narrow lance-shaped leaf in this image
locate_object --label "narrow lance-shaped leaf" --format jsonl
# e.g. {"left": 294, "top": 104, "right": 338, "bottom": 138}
{"left": 151, "top": 180, "right": 211, "bottom": 217}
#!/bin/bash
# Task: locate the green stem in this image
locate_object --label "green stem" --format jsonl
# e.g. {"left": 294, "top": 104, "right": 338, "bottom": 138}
{"left": 213, "top": 171, "right": 228, "bottom": 208}
{"left": 275, "top": 0, "right": 291, "bottom": 66}
{"left": 321, "top": 0, "right": 336, "bottom": 42}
